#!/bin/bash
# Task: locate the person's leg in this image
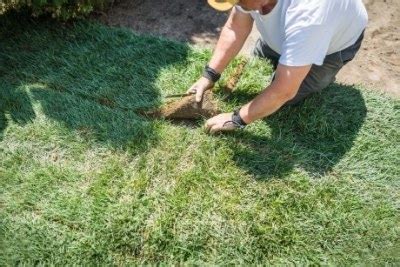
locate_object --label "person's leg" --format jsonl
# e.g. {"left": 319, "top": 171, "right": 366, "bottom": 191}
{"left": 284, "top": 52, "right": 344, "bottom": 105}
{"left": 285, "top": 31, "right": 365, "bottom": 105}
{"left": 252, "top": 32, "right": 364, "bottom": 105}
{"left": 252, "top": 38, "right": 280, "bottom": 70}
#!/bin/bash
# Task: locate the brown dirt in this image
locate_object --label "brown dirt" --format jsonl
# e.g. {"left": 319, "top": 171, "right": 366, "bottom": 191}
{"left": 335, "top": 0, "right": 400, "bottom": 97}
{"left": 146, "top": 91, "right": 220, "bottom": 120}
{"left": 222, "top": 58, "right": 248, "bottom": 93}
{"left": 103, "top": 0, "right": 399, "bottom": 97}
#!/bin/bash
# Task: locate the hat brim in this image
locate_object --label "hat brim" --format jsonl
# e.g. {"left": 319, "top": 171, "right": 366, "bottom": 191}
{"left": 207, "top": 0, "right": 236, "bottom": 11}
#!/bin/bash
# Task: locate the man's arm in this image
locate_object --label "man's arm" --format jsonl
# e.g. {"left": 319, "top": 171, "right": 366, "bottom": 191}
{"left": 239, "top": 64, "right": 312, "bottom": 123}
{"left": 187, "top": 7, "right": 253, "bottom": 101}
{"left": 208, "top": 7, "right": 254, "bottom": 73}
{"left": 205, "top": 64, "right": 311, "bottom": 133}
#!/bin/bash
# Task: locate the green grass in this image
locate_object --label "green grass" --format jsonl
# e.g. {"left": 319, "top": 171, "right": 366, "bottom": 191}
{"left": 1, "top": 12, "right": 399, "bottom": 265}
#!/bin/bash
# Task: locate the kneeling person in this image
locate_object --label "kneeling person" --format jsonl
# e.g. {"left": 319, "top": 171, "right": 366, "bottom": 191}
{"left": 187, "top": 0, "right": 368, "bottom": 133}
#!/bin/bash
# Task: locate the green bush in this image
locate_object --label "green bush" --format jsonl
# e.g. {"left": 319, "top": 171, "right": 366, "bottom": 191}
{"left": 0, "top": 0, "right": 113, "bottom": 20}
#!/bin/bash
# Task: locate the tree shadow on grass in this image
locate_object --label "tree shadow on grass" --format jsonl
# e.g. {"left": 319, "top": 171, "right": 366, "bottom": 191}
{"left": 221, "top": 84, "right": 367, "bottom": 179}
{"left": 0, "top": 11, "right": 190, "bottom": 149}
{"left": 0, "top": 81, "right": 36, "bottom": 139}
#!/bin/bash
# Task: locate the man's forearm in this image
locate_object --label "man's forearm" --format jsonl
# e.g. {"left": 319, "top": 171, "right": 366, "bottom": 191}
{"left": 207, "top": 9, "right": 253, "bottom": 74}
{"left": 239, "top": 83, "right": 297, "bottom": 124}
{"left": 208, "top": 25, "right": 250, "bottom": 73}
{"left": 239, "top": 64, "right": 312, "bottom": 124}
{"left": 204, "top": 64, "right": 310, "bottom": 133}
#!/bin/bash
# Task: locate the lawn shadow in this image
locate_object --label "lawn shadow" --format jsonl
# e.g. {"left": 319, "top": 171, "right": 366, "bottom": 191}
{"left": 224, "top": 84, "right": 367, "bottom": 179}
{"left": 0, "top": 81, "right": 36, "bottom": 140}
{"left": 0, "top": 11, "right": 190, "bottom": 149}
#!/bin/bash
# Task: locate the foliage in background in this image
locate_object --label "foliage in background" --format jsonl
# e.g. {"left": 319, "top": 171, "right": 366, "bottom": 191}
{"left": 0, "top": 0, "right": 114, "bottom": 19}
{"left": 1, "top": 14, "right": 399, "bottom": 265}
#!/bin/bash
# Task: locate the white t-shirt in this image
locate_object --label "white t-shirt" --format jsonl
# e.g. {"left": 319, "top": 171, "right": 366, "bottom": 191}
{"left": 237, "top": 0, "right": 368, "bottom": 66}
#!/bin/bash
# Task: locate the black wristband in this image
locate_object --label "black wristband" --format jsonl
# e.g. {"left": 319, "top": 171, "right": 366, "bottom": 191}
{"left": 202, "top": 65, "right": 221, "bottom": 83}
{"left": 232, "top": 109, "right": 247, "bottom": 128}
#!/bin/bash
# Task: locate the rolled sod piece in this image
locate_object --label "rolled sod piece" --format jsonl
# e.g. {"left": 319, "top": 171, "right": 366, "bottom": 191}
{"left": 145, "top": 91, "right": 220, "bottom": 120}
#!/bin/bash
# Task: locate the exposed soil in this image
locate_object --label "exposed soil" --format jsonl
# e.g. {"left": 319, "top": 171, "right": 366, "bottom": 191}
{"left": 102, "top": 0, "right": 399, "bottom": 97}
{"left": 145, "top": 91, "right": 220, "bottom": 120}
{"left": 336, "top": 0, "right": 400, "bottom": 97}
{"left": 222, "top": 58, "right": 248, "bottom": 94}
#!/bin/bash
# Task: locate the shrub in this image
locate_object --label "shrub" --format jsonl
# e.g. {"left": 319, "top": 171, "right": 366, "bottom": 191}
{"left": 0, "top": 0, "right": 114, "bottom": 20}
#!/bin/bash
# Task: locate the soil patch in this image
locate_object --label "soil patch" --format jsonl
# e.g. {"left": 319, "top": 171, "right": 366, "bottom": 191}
{"left": 335, "top": 0, "right": 400, "bottom": 97}
{"left": 145, "top": 91, "right": 220, "bottom": 120}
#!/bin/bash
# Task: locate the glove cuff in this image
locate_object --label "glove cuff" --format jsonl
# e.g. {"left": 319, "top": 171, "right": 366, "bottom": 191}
{"left": 231, "top": 109, "right": 247, "bottom": 129}
{"left": 202, "top": 65, "right": 221, "bottom": 83}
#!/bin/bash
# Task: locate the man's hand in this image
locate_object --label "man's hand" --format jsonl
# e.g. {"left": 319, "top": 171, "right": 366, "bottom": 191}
{"left": 186, "top": 77, "right": 214, "bottom": 102}
{"left": 205, "top": 112, "right": 238, "bottom": 134}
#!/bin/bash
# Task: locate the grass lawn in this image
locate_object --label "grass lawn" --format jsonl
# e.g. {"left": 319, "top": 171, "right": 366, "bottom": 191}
{"left": 1, "top": 12, "right": 399, "bottom": 265}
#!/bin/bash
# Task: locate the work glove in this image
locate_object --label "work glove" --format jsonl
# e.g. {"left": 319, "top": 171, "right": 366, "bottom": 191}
{"left": 186, "top": 77, "right": 214, "bottom": 103}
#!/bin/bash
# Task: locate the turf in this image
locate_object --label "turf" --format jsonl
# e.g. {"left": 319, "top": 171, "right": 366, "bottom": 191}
{"left": 0, "top": 13, "right": 399, "bottom": 265}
